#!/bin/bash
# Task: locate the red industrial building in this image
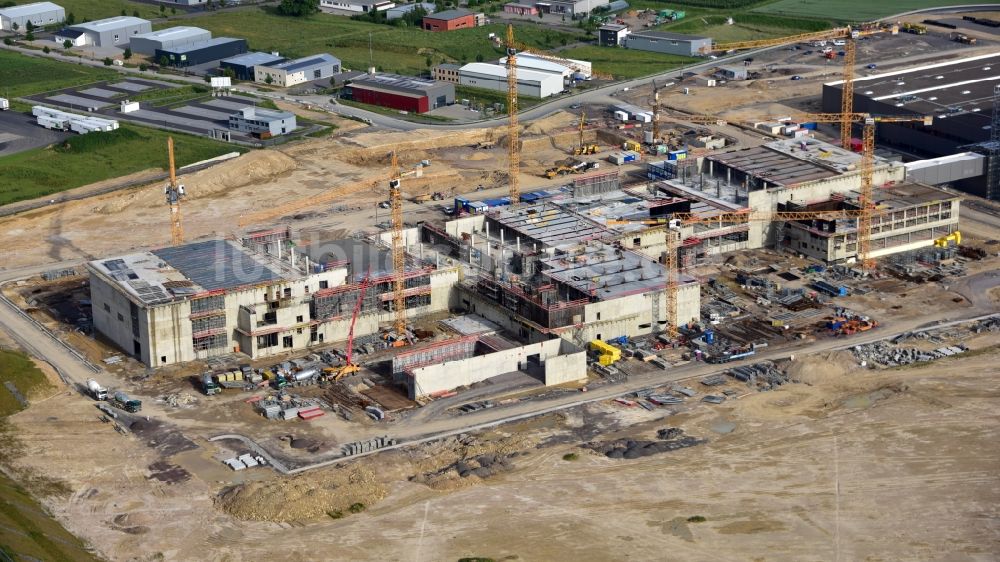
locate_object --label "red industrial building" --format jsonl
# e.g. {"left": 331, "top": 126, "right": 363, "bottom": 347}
{"left": 344, "top": 73, "right": 455, "bottom": 114}
{"left": 422, "top": 8, "right": 476, "bottom": 31}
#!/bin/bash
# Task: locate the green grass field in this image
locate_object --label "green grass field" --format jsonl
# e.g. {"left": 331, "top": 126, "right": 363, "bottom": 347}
{"left": 173, "top": 10, "right": 583, "bottom": 76}
{"left": 559, "top": 45, "right": 697, "bottom": 79}
{"left": 0, "top": 350, "right": 51, "bottom": 417}
{"left": 0, "top": 124, "right": 242, "bottom": 206}
{"left": 752, "top": 0, "right": 979, "bottom": 22}
{"left": 0, "top": 50, "right": 117, "bottom": 99}
{"left": 10, "top": 0, "right": 164, "bottom": 22}
{"left": 0, "top": 350, "right": 100, "bottom": 562}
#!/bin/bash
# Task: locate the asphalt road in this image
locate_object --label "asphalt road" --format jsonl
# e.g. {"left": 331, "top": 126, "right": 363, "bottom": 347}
{"left": 0, "top": 108, "right": 70, "bottom": 157}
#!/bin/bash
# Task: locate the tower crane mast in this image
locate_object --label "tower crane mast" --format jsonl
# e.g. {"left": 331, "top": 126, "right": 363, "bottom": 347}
{"left": 388, "top": 152, "right": 407, "bottom": 338}
{"left": 164, "top": 137, "right": 185, "bottom": 245}
{"left": 505, "top": 24, "right": 520, "bottom": 207}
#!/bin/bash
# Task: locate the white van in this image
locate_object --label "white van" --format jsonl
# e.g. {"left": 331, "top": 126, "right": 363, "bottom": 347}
{"left": 832, "top": 39, "right": 846, "bottom": 46}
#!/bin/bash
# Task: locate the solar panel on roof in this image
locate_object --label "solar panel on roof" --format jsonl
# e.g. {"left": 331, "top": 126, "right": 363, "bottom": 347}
{"left": 152, "top": 240, "right": 282, "bottom": 291}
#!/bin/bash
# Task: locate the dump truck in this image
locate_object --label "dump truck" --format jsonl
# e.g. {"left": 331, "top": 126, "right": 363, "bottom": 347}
{"left": 952, "top": 33, "right": 977, "bottom": 44}
{"left": 111, "top": 391, "right": 142, "bottom": 413}
{"left": 86, "top": 379, "right": 108, "bottom": 401}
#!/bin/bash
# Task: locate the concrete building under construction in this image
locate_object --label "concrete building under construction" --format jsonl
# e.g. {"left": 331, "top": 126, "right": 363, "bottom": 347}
{"left": 425, "top": 197, "right": 702, "bottom": 344}
{"left": 87, "top": 230, "right": 459, "bottom": 367}
{"left": 644, "top": 137, "right": 960, "bottom": 266}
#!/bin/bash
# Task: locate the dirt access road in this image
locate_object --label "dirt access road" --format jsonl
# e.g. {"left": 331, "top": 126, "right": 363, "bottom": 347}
{"left": 7, "top": 336, "right": 999, "bottom": 561}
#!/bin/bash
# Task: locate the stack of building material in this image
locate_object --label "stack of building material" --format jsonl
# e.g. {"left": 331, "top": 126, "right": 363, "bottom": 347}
{"left": 298, "top": 406, "right": 324, "bottom": 420}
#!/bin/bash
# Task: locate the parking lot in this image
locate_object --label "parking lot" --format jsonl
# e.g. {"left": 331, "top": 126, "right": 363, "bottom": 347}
{"left": 25, "top": 78, "right": 264, "bottom": 140}
{"left": 0, "top": 108, "right": 71, "bottom": 157}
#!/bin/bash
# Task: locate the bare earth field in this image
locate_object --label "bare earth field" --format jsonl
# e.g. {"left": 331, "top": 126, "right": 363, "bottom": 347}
{"left": 7, "top": 339, "right": 999, "bottom": 561}
{"left": 0, "top": 111, "right": 589, "bottom": 273}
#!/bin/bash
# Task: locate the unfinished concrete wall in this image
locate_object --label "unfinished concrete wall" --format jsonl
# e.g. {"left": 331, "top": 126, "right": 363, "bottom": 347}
{"left": 748, "top": 162, "right": 907, "bottom": 248}
{"left": 89, "top": 271, "right": 156, "bottom": 365}
{"left": 544, "top": 339, "right": 587, "bottom": 386}
{"left": 445, "top": 215, "right": 485, "bottom": 238}
{"left": 408, "top": 338, "right": 585, "bottom": 398}
{"left": 147, "top": 299, "right": 194, "bottom": 365}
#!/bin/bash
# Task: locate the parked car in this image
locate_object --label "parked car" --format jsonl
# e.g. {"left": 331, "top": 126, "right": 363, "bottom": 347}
{"left": 867, "top": 63, "right": 878, "bottom": 69}
{"left": 790, "top": 75, "right": 802, "bottom": 81}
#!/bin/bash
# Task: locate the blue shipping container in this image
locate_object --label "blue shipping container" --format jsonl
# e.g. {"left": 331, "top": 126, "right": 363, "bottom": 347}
{"left": 800, "top": 122, "right": 817, "bottom": 130}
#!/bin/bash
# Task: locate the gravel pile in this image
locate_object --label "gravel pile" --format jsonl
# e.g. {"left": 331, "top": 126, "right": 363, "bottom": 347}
{"left": 586, "top": 428, "right": 705, "bottom": 460}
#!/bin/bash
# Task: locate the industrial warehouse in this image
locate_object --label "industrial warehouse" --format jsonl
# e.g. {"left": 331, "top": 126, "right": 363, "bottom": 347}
{"left": 53, "top": 16, "right": 151, "bottom": 47}
{"left": 343, "top": 73, "right": 455, "bottom": 113}
{"left": 3, "top": 7, "right": 1000, "bottom": 561}
{"left": 823, "top": 52, "right": 1000, "bottom": 199}
{"left": 0, "top": 1, "right": 64, "bottom": 31}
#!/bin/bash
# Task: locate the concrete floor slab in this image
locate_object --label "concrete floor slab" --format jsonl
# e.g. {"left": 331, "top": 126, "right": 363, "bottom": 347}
{"left": 172, "top": 105, "right": 233, "bottom": 121}
{"left": 202, "top": 99, "right": 258, "bottom": 111}
{"left": 78, "top": 87, "right": 121, "bottom": 99}
{"left": 127, "top": 109, "right": 216, "bottom": 132}
{"left": 108, "top": 81, "right": 152, "bottom": 92}
{"left": 46, "top": 94, "right": 111, "bottom": 110}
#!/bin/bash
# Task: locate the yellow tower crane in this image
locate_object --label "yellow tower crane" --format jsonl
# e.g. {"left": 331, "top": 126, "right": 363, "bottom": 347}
{"left": 664, "top": 111, "right": 931, "bottom": 271}
{"left": 699, "top": 23, "right": 898, "bottom": 149}
{"left": 498, "top": 25, "right": 615, "bottom": 203}
{"left": 608, "top": 206, "right": 888, "bottom": 337}
{"left": 164, "top": 137, "right": 185, "bottom": 245}
{"left": 503, "top": 24, "right": 520, "bottom": 207}
{"left": 387, "top": 152, "right": 408, "bottom": 340}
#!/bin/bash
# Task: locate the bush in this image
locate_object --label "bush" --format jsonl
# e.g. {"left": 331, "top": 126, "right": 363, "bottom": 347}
{"left": 562, "top": 453, "right": 579, "bottom": 461}
{"left": 42, "top": 46, "right": 49, "bottom": 53}
{"left": 139, "top": 63, "right": 148, "bottom": 72}
{"left": 102, "top": 57, "right": 113, "bottom": 66}
{"left": 2, "top": 38, "right": 11, "bottom": 46}
{"left": 327, "top": 510, "right": 344, "bottom": 519}
{"left": 277, "top": 0, "right": 320, "bottom": 17}
{"left": 687, "top": 515, "right": 707, "bottom": 523}
{"left": 54, "top": 128, "right": 143, "bottom": 154}
{"left": 348, "top": 503, "right": 365, "bottom": 513}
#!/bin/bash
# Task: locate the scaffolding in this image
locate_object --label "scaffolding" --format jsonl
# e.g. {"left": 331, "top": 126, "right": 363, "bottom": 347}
{"left": 391, "top": 335, "right": 478, "bottom": 375}
{"left": 572, "top": 170, "right": 621, "bottom": 197}
{"left": 312, "top": 269, "right": 433, "bottom": 321}
{"left": 476, "top": 276, "right": 587, "bottom": 329}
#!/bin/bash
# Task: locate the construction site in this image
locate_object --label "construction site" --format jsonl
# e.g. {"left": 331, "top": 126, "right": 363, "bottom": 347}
{"left": 1, "top": 9, "right": 1000, "bottom": 562}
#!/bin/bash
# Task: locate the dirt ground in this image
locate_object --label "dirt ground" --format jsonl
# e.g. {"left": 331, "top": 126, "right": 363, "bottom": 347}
{"left": 8, "top": 334, "right": 998, "bottom": 561}
{"left": 0, "top": 109, "right": 599, "bottom": 272}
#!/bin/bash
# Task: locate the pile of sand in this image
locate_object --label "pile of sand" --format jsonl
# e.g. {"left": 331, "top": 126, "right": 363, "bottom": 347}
{"left": 785, "top": 350, "right": 856, "bottom": 384}
{"left": 186, "top": 150, "right": 297, "bottom": 198}
{"left": 217, "top": 466, "right": 386, "bottom": 522}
